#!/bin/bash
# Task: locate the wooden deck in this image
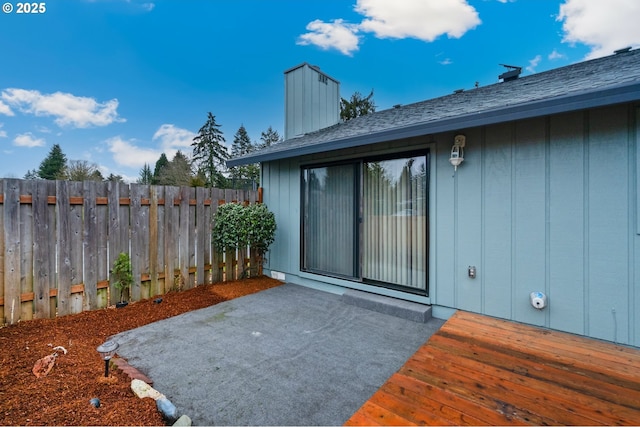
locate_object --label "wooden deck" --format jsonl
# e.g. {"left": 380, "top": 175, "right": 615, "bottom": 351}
{"left": 346, "top": 310, "right": 640, "bottom": 426}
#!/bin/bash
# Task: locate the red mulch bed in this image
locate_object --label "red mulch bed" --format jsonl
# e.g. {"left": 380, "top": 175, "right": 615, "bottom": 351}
{"left": 0, "top": 276, "right": 283, "bottom": 426}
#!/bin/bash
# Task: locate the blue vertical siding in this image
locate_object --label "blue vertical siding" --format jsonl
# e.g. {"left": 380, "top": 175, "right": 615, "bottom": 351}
{"left": 435, "top": 105, "right": 638, "bottom": 345}
{"left": 452, "top": 128, "right": 483, "bottom": 313}
{"left": 512, "top": 118, "right": 547, "bottom": 327}
{"left": 263, "top": 159, "right": 300, "bottom": 275}
{"left": 586, "top": 106, "right": 630, "bottom": 342}
{"left": 482, "top": 123, "right": 514, "bottom": 320}
{"left": 261, "top": 104, "right": 638, "bottom": 346}
{"left": 548, "top": 112, "right": 586, "bottom": 335}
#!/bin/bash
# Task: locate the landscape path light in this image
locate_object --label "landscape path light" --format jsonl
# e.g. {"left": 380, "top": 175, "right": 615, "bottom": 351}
{"left": 96, "top": 340, "right": 119, "bottom": 377}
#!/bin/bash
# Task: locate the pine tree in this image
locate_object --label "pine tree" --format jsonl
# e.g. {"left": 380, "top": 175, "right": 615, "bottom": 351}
{"left": 65, "top": 160, "right": 103, "bottom": 182}
{"left": 105, "top": 173, "right": 124, "bottom": 183}
{"left": 191, "top": 112, "right": 229, "bottom": 188}
{"left": 156, "top": 151, "right": 193, "bottom": 186}
{"left": 340, "top": 90, "right": 376, "bottom": 121}
{"left": 37, "top": 144, "right": 67, "bottom": 180}
{"left": 138, "top": 163, "right": 153, "bottom": 184}
{"left": 153, "top": 153, "right": 169, "bottom": 184}
{"left": 259, "top": 126, "right": 282, "bottom": 148}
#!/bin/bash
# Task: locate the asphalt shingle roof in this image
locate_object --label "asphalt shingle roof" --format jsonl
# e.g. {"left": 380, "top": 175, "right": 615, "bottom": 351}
{"left": 228, "top": 48, "right": 640, "bottom": 167}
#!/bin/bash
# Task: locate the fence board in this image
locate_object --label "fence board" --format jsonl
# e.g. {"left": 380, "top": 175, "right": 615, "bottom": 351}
{"left": 179, "top": 186, "right": 190, "bottom": 290}
{"left": 19, "top": 180, "right": 33, "bottom": 320}
{"left": 0, "top": 181, "right": 4, "bottom": 323}
{"left": 68, "top": 182, "right": 84, "bottom": 315}
{"left": 95, "top": 182, "right": 109, "bottom": 309}
{"left": 107, "top": 181, "right": 121, "bottom": 305}
{"left": 56, "top": 180, "right": 72, "bottom": 316}
{"left": 187, "top": 187, "right": 196, "bottom": 288}
{"left": 203, "top": 188, "right": 214, "bottom": 284}
{"left": 83, "top": 181, "right": 98, "bottom": 311}
{"left": 3, "top": 179, "right": 20, "bottom": 324}
{"left": 154, "top": 186, "right": 166, "bottom": 295}
{"left": 33, "top": 181, "right": 52, "bottom": 319}
{"left": 164, "top": 186, "right": 179, "bottom": 291}
{"left": 196, "top": 187, "right": 206, "bottom": 286}
{"left": 149, "top": 186, "right": 160, "bottom": 296}
{"left": 0, "top": 179, "right": 258, "bottom": 323}
{"left": 210, "top": 188, "right": 224, "bottom": 283}
{"left": 130, "top": 184, "right": 144, "bottom": 301}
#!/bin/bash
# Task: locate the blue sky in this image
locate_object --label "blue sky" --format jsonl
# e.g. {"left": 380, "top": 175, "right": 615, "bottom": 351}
{"left": 1, "top": 0, "right": 639, "bottom": 182}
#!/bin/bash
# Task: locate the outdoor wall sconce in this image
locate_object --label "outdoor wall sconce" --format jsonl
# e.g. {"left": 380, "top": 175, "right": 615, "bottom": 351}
{"left": 449, "top": 134, "right": 466, "bottom": 174}
{"left": 96, "top": 340, "right": 119, "bottom": 377}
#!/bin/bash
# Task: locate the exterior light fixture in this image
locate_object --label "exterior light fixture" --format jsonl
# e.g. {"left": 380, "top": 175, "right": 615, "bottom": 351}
{"left": 96, "top": 340, "right": 119, "bottom": 377}
{"left": 449, "top": 134, "right": 466, "bottom": 173}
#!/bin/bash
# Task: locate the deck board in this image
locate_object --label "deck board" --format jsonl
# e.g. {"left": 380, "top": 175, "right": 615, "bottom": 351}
{"left": 346, "top": 310, "right": 640, "bottom": 426}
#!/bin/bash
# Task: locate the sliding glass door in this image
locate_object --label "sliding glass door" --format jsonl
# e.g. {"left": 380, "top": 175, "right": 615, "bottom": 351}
{"left": 362, "top": 157, "right": 427, "bottom": 291}
{"left": 302, "top": 164, "right": 358, "bottom": 278}
{"left": 301, "top": 152, "right": 428, "bottom": 294}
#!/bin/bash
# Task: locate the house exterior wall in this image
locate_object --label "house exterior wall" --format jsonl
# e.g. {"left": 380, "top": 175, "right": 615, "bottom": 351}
{"left": 262, "top": 103, "right": 639, "bottom": 346}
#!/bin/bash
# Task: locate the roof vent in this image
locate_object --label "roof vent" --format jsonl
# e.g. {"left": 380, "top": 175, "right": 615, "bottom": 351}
{"left": 498, "top": 64, "right": 522, "bottom": 82}
{"left": 614, "top": 46, "right": 632, "bottom": 54}
{"left": 454, "top": 89, "right": 464, "bottom": 94}
{"left": 393, "top": 104, "right": 402, "bottom": 109}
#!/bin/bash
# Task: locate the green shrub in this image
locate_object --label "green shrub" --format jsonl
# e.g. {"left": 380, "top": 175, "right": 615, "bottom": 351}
{"left": 245, "top": 203, "right": 276, "bottom": 254}
{"left": 111, "top": 252, "right": 133, "bottom": 302}
{"left": 212, "top": 202, "right": 277, "bottom": 276}
{"left": 212, "top": 203, "right": 248, "bottom": 252}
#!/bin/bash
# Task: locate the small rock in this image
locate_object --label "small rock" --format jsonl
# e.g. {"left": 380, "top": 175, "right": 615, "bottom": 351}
{"left": 173, "top": 414, "right": 192, "bottom": 426}
{"left": 131, "top": 379, "right": 163, "bottom": 400}
{"left": 89, "top": 398, "right": 100, "bottom": 408}
{"left": 154, "top": 298, "right": 163, "bottom": 304}
{"left": 156, "top": 397, "right": 178, "bottom": 422}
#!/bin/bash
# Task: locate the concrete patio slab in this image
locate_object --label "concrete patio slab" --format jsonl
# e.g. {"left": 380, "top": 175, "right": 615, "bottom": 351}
{"left": 112, "top": 283, "right": 444, "bottom": 426}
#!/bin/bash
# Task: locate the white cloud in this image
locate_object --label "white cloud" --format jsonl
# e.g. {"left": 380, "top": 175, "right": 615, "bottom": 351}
{"left": 558, "top": 0, "right": 640, "bottom": 59}
{"left": 0, "top": 123, "right": 6, "bottom": 138}
{"left": 297, "top": 19, "right": 361, "bottom": 56}
{"left": 1, "top": 88, "right": 125, "bottom": 128}
{"left": 356, "top": 0, "right": 480, "bottom": 41}
{"left": 107, "top": 136, "right": 161, "bottom": 168}
{"left": 141, "top": 2, "right": 155, "bottom": 12}
{"left": 153, "top": 124, "right": 196, "bottom": 155}
{"left": 526, "top": 54, "right": 542, "bottom": 73}
{"left": 298, "top": 0, "right": 480, "bottom": 56}
{"left": 107, "top": 124, "right": 196, "bottom": 168}
{"left": 439, "top": 58, "right": 453, "bottom": 65}
{"left": 14, "top": 132, "right": 45, "bottom": 147}
{"left": 548, "top": 49, "right": 566, "bottom": 60}
{"left": 0, "top": 100, "right": 13, "bottom": 116}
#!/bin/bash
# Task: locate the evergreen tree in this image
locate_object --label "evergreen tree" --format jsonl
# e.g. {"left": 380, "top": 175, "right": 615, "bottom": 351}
{"left": 230, "top": 125, "right": 251, "bottom": 182}
{"left": 24, "top": 169, "right": 38, "bottom": 180}
{"left": 259, "top": 126, "right": 282, "bottom": 148}
{"left": 191, "top": 112, "right": 229, "bottom": 188}
{"left": 138, "top": 163, "right": 153, "bottom": 184}
{"left": 153, "top": 153, "right": 169, "bottom": 184}
{"left": 340, "top": 89, "right": 376, "bottom": 121}
{"left": 156, "top": 151, "right": 193, "bottom": 186}
{"left": 37, "top": 144, "right": 67, "bottom": 180}
{"left": 105, "top": 173, "right": 124, "bottom": 183}
{"left": 65, "top": 160, "right": 103, "bottom": 182}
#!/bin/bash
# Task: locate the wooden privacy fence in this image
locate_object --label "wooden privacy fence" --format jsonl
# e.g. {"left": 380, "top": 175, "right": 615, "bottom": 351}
{"left": 0, "top": 179, "right": 261, "bottom": 325}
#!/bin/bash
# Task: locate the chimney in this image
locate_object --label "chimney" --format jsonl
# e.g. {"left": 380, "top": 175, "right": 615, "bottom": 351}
{"left": 284, "top": 63, "right": 340, "bottom": 140}
{"left": 498, "top": 64, "right": 522, "bottom": 82}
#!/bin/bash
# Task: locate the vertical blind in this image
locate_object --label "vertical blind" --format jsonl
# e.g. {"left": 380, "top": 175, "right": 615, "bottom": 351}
{"left": 362, "top": 157, "right": 427, "bottom": 290}
{"left": 302, "top": 165, "right": 357, "bottom": 277}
